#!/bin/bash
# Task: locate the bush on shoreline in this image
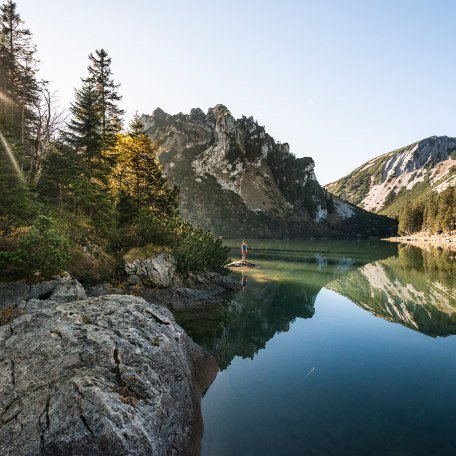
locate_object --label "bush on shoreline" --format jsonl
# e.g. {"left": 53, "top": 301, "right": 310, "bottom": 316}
{"left": 0, "top": 215, "right": 72, "bottom": 281}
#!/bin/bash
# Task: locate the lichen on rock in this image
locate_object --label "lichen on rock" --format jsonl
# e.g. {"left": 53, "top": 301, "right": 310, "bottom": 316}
{"left": 0, "top": 294, "right": 218, "bottom": 456}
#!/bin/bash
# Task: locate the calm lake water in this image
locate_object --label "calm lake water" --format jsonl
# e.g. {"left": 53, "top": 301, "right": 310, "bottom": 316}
{"left": 174, "top": 241, "right": 456, "bottom": 456}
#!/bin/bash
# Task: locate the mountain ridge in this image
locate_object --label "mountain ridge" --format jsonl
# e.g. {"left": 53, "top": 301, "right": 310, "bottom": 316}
{"left": 325, "top": 135, "right": 456, "bottom": 216}
{"left": 140, "top": 105, "right": 396, "bottom": 238}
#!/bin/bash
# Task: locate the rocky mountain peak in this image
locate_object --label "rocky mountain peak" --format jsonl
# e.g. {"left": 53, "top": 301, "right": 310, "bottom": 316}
{"left": 381, "top": 135, "right": 456, "bottom": 181}
{"left": 189, "top": 107, "right": 206, "bottom": 122}
{"left": 139, "top": 105, "right": 396, "bottom": 238}
{"left": 325, "top": 135, "right": 456, "bottom": 213}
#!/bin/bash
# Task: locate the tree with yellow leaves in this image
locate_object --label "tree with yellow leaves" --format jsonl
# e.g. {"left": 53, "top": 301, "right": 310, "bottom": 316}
{"left": 110, "top": 115, "right": 179, "bottom": 224}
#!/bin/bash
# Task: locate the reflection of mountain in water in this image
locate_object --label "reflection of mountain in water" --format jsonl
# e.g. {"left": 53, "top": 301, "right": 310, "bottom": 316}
{"left": 174, "top": 241, "right": 397, "bottom": 369}
{"left": 327, "top": 246, "right": 456, "bottom": 337}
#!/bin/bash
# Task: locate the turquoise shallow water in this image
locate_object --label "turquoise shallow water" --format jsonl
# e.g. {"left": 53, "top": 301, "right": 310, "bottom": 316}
{"left": 174, "top": 241, "right": 456, "bottom": 456}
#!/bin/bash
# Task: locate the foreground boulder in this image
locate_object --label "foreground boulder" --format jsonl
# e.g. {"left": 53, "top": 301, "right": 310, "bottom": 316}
{"left": 125, "top": 252, "right": 176, "bottom": 288}
{"left": 0, "top": 295, "right": 218, "bottom": 456}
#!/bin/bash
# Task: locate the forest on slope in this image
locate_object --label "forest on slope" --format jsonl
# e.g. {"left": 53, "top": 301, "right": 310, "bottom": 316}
{"left": 325, "top": 137, "right": 456, "bottom": 236}
{"left": 0, "top": 1, "right": 228, "bottom": 282}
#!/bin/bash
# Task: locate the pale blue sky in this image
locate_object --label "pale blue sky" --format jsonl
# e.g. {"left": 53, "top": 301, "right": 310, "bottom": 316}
{"left": 18, "top": 0, "right": 456, "bottom": 184}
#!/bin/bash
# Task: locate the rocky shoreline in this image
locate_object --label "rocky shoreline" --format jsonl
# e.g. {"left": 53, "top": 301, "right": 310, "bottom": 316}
{"left": 383, "top": 232, "right": 456, "bottom": 251}
{"left": 0, "top": 268, "right": 241, "bottom": 455}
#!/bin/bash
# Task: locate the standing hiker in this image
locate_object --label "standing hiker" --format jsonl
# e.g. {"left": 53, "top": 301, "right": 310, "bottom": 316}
{"left": 241, "top": 240, "right": 248, "bottom": 261}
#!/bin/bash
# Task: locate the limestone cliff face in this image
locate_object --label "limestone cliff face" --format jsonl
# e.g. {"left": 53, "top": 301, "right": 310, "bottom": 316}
{"left": 141, "top": 105, "right": 395, "bottom": 238}
{"left": 325, "top": 136, "right": 456, "bottom": 214}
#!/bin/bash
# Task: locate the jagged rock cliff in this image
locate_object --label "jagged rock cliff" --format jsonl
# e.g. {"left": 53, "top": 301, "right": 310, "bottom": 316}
{"left": 140, "top": 105, "right": 395, "bottom": 238}
{"left": 325, "top": 136, "right": 456, "bottom": 215}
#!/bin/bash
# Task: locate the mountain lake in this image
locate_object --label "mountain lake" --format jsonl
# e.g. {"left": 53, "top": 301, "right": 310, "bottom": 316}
{"left": 172, "top": 240, "right": 456, "bottom": 456}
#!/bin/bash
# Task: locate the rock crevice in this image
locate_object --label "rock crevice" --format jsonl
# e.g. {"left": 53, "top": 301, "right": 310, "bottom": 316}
{"left": 0, "top": 295, "right": 218, "bottom": 456}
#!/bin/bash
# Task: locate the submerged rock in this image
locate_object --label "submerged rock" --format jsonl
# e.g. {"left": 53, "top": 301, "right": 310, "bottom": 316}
{"left": 87, "top": 282, "right": 124, "bottom": 297}
{"left": 0, "top": 294, "right": 218, "bottom": 456}
{"left": 152, "top": 287, "right": 223, "bottom": 311}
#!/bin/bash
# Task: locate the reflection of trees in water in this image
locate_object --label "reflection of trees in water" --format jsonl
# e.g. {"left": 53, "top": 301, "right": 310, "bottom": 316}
{"left": 175, "top": 243, "right": 397, "bottom": 369}
{"left": 397, "top": 245, "right": 456, "bottom": 288}
{"left": 174, "top": 242, "right": 409, "bottom": 369}
{"left": 328, "top": 246, "right": 456, "bottom": 337}
{"left": 175, "top": 281, "right": 318, "bottom": 370}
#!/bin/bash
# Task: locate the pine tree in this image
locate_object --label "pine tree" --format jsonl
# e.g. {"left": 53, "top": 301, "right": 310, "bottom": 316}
{"left": 63, "top": 49, "right": 123, "bottom": 229}
{"left": 0, "top": 0, "right": 39, "bottom": 142}
{"left": 110, "top": 129, "right": 179, "bottom": 223}
{"left": 87, "top": 49, "right": 123, "bottom": 149}
{"left": 0, "top": 1, "right": 39, "bottom": 231}
{"left": 66, "top": 79, "right": 102, "bottom": 166}
{"left": 66, "top": 49, "right": 123, "bottom": 159}
{"left": 129, "top": 112, "right": 145, "bottom": 137}
{"left": 37, "top": 142, "right": 84, "bottom": 212}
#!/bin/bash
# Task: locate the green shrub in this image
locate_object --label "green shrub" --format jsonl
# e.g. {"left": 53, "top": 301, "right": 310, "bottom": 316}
{"left": 67, "top": 245, "right": 118, "bottom": 284}
{"left": 131, "top": 209, "right": 229, "bottom": 273}
{"left": 0, "top": 215, "right": 72, "bottom": 280}
{"left": 173, "top": 226, "right": 229, "bottom": 273}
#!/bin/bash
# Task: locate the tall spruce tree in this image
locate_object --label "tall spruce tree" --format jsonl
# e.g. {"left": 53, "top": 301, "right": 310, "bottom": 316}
{"left": 129, "top": 112, "right": 145, "bottom": 137}
{"left": 0, "top": 1, "right": 39, "bottom": 231}
{"left": 64, "top": 49, "right": 123, "bottom": 229}
{"left": 87, "top": 49, "right": 123, "bottom": 149}
{"left": 66, "top": 79, "right": 102, "bottom": 166}
{"left": 66, "top": 49, "right": 124, "bottom": 170}
{"left": 0, "top": 0, "right": 39, "bottom": 142}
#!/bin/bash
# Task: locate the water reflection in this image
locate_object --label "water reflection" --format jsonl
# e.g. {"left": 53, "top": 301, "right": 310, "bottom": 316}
{"left": 173, "top": 241, "right": 400, "bottom": 369}
{"left": 328, "top": 245, "right": 456, "bottom": 336}
{"left": 193, "top": 241, "right": 456, "bottom": 456}
{"left": 240, "top": 271, "right": 247, "bottom": 290}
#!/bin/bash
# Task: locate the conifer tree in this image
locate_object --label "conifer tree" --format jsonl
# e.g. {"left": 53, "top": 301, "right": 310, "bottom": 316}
{"left": 0, "top": 1, "right": 39, "bottom": 230}
{"left": 129, "top": 112, "right": 145, "bottom": 137}
{"left": 0, "top": 0, "right": 39, "bottom": 142}
{"left": 66, "top": 79, "right": 102, "bottom": 166}
{"left": 63, "top": 49, "right": 123, "bottom": 229}
{"left": 110, "top": 123, "right": 179, "bottom": 223}
{"left": 87, "top": 49, "right": 123, "bottom": 149}
{"left": 66, "top": 49, "right": 123, "bottom": 158}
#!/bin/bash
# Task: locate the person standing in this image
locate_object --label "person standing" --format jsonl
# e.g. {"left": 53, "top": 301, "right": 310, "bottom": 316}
{"left": 241, "top": 240, "right": 248, "bottom": 261}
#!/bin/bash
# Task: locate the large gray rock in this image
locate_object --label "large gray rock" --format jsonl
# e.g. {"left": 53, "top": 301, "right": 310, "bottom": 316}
{"left": 143, "top": 272, "right": 242, "bottom": 311}
{"left": 50, "top": 278, "right": 87, "bottom": 302}
{"left": 28, "top": 279, "right": 62, "bottom": 300}
{"left": 0, "top": 281, "right": 29, "bottom": 308}
{"left": 0, "top": 277, "right": 70, "bottom": 309}
{"left": 87, "top": 282, "right": 123, "bottom": 297}
{"left": 125, "top": 252, "right": 176, "bottom": 288}
{"left": 0, "top": 295, "right": 218, "bottom": 456}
